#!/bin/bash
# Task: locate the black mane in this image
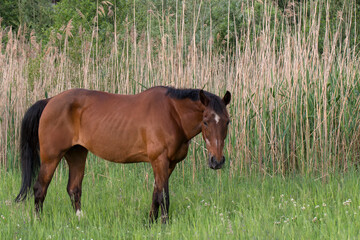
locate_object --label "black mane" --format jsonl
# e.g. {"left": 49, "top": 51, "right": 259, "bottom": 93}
{"left": 165, "top": 87, "right": 201, "bottom": 101}
{"left": 164, "top": 87, "right": 225, "bottom": 113}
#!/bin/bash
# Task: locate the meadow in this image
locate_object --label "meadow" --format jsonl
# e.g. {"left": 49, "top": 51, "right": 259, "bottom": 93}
{"left": 1, "top": 0, "right": 360, "bottom": 238}
{"left": 1, "top": 157, "right": 360, "bottom": 239}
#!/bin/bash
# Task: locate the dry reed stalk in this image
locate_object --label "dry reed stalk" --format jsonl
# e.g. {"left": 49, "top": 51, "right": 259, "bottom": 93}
{"left": 0, "top": 1, "right": 359, "bottom": 177}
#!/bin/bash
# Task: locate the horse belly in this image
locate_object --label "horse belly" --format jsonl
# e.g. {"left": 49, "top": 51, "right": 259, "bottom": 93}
{"left": 89, "top": 142, "right": 149, "bottom": 164}
{"left": 78, "top": 117, "right": 148, "bottom": 163}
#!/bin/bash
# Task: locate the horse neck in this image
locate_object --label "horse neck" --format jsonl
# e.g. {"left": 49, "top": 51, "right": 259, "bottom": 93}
{"left": 172, "top": 98, "right": 204, "bottom": 141}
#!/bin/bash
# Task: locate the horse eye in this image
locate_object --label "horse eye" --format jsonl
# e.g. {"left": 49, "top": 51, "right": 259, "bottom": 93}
{"left": 203, "top": 121, "right": 208, "bottom": 126}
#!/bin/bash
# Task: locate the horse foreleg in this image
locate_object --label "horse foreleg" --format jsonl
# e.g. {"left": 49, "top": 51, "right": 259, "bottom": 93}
{"left": 150, "top": 181, "right": 170, "bottom": 224}
{"left": 149, "top": 156, "right": 170, "bottom": 224}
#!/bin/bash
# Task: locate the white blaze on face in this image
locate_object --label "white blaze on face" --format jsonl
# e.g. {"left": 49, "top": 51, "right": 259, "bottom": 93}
{"left": 214, "top": 113, "right": 220, "bottom": 124}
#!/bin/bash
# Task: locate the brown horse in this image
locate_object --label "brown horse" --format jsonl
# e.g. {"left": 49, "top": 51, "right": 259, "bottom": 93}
{"left": 15, "top": 86, "right": 231, "bottom": 223}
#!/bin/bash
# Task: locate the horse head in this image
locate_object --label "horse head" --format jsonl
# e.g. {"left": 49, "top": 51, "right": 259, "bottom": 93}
{"left": 199, "top": 90, "right": 231, "bottom": 170}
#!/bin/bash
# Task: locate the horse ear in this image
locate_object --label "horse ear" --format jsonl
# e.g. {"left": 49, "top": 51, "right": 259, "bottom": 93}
{"left": 199, "top": 90, "right": 209, "bottom": 107}
{"left": 223, "top": 91, "right": 231, "bottom": 105}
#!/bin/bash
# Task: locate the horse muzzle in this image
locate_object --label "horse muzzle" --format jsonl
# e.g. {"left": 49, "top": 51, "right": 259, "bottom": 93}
{"left": 208, "top": 155, "right": 225, "bottom": 170}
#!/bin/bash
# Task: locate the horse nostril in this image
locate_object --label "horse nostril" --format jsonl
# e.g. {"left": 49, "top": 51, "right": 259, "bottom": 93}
{"left": 209, "top": 156, "right": 216, "bottom": 169}
{"left": 208, "top": 156, "right": 225, "bottom": 170}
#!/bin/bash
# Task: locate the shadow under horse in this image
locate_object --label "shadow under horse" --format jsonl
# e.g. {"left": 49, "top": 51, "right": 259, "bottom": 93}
{"left": 15, "top": 86, "right": 231, "bottom": 223}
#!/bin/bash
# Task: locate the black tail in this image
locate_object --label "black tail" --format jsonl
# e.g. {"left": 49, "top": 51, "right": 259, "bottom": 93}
{"left": 15, "top": 99, "right": 49, "bottom": 202}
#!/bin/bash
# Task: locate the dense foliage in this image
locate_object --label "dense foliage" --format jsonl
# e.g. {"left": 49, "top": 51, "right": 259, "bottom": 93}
{"left": 1, "top": 0, "right": 359, "bottom": 53}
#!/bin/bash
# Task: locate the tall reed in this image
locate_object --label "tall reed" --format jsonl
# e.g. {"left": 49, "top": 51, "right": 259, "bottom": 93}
{"left": 0, "top": 0, "right": 359, "bottom": 177}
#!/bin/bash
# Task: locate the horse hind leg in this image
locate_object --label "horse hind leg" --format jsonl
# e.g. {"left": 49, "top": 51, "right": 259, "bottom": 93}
{"left": 34, "top": 156, "right": 62, "bottom": 213}
{"left": 64, "top": 145, "right": 88, "bottom": 216}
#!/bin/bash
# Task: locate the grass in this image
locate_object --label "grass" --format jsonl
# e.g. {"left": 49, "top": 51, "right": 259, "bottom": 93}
{"left": 1, "top": 155, "right": 360, "bottom": 239}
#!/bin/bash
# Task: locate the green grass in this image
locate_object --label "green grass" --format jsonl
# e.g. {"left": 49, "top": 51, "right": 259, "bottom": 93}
{"left": 1, "top": 156, "right": 360, "bottom": 239}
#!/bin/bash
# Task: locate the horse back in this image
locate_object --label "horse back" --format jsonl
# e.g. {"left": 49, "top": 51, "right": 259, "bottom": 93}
{"left": 38, "top": 88, "right": 187, "bottom": 163}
